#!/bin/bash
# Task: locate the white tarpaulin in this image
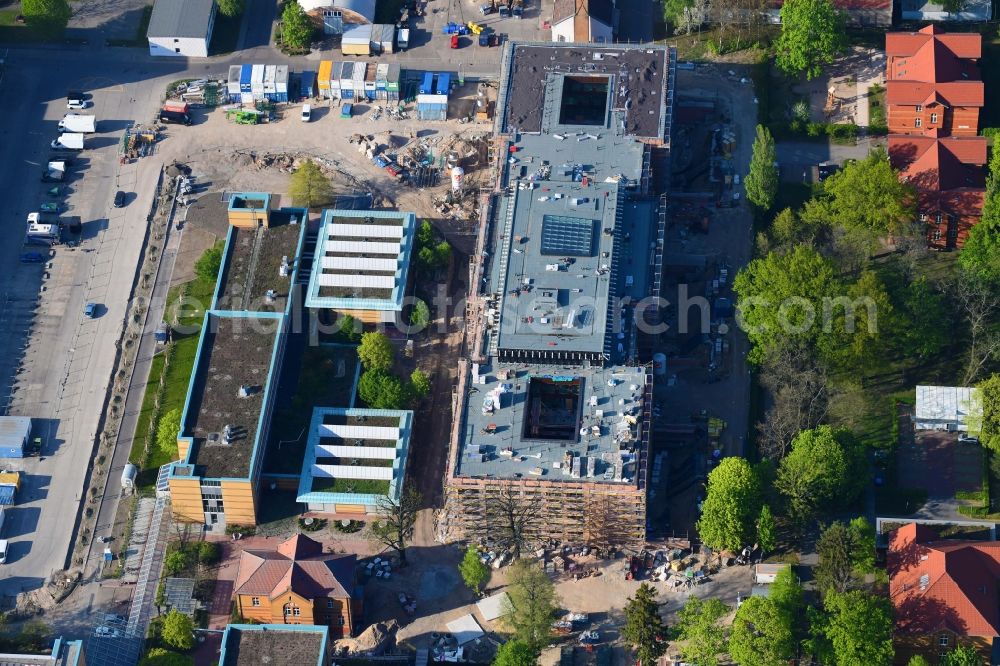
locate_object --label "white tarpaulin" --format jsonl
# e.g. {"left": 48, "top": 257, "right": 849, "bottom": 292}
{"left": 446, "top": 614, "right": 484, "bottom": 645}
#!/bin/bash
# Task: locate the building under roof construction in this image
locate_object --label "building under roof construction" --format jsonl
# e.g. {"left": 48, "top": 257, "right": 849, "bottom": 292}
{"left": 444, "top": 42, "right": 675, "bottom": 549}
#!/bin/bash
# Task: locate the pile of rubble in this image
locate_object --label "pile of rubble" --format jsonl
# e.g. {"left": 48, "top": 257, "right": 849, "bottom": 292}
{"left": 333, "top": 619, "right": 399, "bottom": 656}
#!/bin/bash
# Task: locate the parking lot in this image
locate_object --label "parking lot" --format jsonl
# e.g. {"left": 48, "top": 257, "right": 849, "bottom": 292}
{"left": 0, "top": 51, "right": 181, "bottom": 604}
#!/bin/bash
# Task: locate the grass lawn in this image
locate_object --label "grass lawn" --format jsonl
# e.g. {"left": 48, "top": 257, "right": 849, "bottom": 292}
{"left": 0, "top": 9, "right": 66, "bottom": 43}
{"left": 868, "top": 84, "right": 887, "bottom": 132}
{"left": 105, "top": 5, "right": 152, "bottom": 47}
{"left": 311, "top": 477, "right": 390, "bottom": 495}
{"left": 209, "top": 11, "right": 242, "bottom": 55}
{"left": 130, "top": 271, "right": 217, "bottom": 490}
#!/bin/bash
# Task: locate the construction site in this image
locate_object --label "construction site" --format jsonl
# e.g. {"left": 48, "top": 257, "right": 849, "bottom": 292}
{"left": 442, "top": 42, "right": 676, "bottom": 549}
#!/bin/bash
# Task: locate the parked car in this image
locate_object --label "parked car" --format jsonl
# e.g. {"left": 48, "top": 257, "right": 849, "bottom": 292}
{"left": 301, "top": 104, "right": 312, "bottom": 122}
{"left": 450, "top": 34, "right": 460, "bottom": 48}
{"left": 84, "top": 302, "right": 98, "bottom": 318}
{"left": 958, "top": 434, "right": 980, "bottom": 444}
{"left": 113, "top": 191, "right": 126, "bottom": 208}
{"left": 480, "top": 3, "right": 495, "bottom": 13}
{"left": 67, "top": 91, "right": 90, "bottom": 109}
{"left": 95, "top": 627, "right": 121, "bottom": 638}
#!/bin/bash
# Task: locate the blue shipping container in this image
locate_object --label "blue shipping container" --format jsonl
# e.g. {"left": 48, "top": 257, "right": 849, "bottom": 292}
{"left": 300, "top": 71, "right": 316, "bottom": 97}
{"left": 0, "top": 444, "right": 23, "bottom": 458}
{"left": 240, "top": 64, "right": 253, "bottom": 92}
{"left": 342, "top": 88, "right": 355, "bottom": 100}
{"left": 229, "top": 93, "right": 242, "bottom": 103}
{"left": 420, "top": 72, "right": 434, "bottom": 94}
{"left": 0, "top": 485, "right": 14, "bottom": 505}
{"left": 436, "top": 73, "right": 451, "bottom": 96}
{"left": 366, "top": 89, "right": 377, "bottom": 101}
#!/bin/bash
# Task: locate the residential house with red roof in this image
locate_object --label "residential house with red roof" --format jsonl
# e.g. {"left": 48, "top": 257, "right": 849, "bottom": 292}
{"left": 889, "top": 522, "right": 1000, "bottom": 664}
{"left": 885, "top": 26, "right": 987, "bottom": 249}
{"left": 233, "top": 534, "right": 360, "bottom": 637}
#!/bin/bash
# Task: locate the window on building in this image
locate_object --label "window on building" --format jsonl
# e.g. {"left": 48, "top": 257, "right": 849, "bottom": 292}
{"left": 174, "top": 38, "right": 179, "bottom": 43}
{"left": 932, "top": 229, "right": 942, "bottom": 242}
{"left": 327, "top": 600, "right": 334, "bottom": 609}
{"left": 915, "top": 105, "right": 923, "bottom": 112}
{"left": 339, "top": 617, "right": 346, "bottom": 625}
{"left": 293, "top": 608, "right": 301, "bottom": 617}
{"left": 251, "top": 597, "right": 260, "bottom": 607}
{"left": 930, "top": 113, "right": 938, "bottom": 124}
{"left": 915, "top": 118, "right": 922, "bottom": 128}
{"left": 939, "top": 634, "right": 950, "bottom": 647}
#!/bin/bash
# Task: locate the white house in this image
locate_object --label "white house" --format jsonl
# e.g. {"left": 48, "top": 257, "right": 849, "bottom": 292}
{"left": 914, "top": 385, "right": 979, "bottom": 431}
{"left": 147, "top": 0, "right": 216, "bottom": 57}
{"left": 551, "top": 0, "right": 613, "bottom": 43}
{"left": 299, "top": 0, "right": 375, "bottom": 34}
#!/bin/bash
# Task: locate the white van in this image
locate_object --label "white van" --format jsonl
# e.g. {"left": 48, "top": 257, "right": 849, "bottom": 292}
{"left": 301, "top": 104, "right": 312, "bottom": 122}
{"left": 0, "top": 539, "right": 8, "bottom": 564}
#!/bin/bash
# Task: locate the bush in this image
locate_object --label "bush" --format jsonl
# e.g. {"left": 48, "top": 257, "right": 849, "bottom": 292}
{"left": 298, "top": 517, "right": 327, "bottom": 532}
{"left": 332, "top": 519, "right": 364, "bottom": 533}
{"left": 163, "top": 549, "right": 191, "bottom": 576}
{"left": 828, "top": 123, "right": 858, "bottom": 144}
{"left": 197, "top": 541, "right": 221, "bottom": 565}
{"left": 806, "top": 122, "right": 826, "bottom": 137}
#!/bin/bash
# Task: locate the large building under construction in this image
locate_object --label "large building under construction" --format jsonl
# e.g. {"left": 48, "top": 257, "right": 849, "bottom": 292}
{"left": 444, "top": 42, "right": 675, "bottom": 548}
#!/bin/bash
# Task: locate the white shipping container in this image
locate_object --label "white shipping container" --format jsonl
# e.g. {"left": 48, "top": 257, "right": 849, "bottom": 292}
{"left": 264, "top": 65, "right": 277, "bottom": 93}
{"left": 340, "top": 62, "right": 355, "bottom": 92}
{"left": 275, "top": 65, "right": 289, "bottom": 94}
{"left": 376, "top": 63, "right": 389, "bottom": 84}
{"left": 352, "top": 62, "right": 367, "bottom": 87}
{"left": 416, "top": 94, "right": 449, "bottom": 105}
{"left": 380, "top": 24, "right": 395, "bottom": 53}
{"left": 251, "top": 64, "right": 265, "bottom": 93}
{"left": 227, "top": 65, "right": 241, "bottom": 95}
{"left": 330, "top": 62, "right": 343, "bottom": 98}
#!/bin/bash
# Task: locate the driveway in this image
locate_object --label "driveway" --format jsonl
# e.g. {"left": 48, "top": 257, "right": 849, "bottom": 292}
{"left": 776, "top": 137, "right": 883, "bottom": 183}
{"left": 898, "top": 430, "right": 983, "bottom": 522}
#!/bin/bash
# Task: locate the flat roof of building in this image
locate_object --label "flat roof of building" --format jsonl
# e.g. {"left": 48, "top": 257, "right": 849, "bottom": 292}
{"left": 147, "top": 0, "right": 214, "bottom": 38}
{"left": 455, "top": 363, "right": 648, "bottom": 482}
{"left": 304, "top": 209, "right": 416, "bottom": 312}
{"left": 219, "top": 624, "right": 327, "bottom": 666}
{"left": 0, "top": 416, "right": 31, "bottom": 450}
{"left": 501, "top": 43, "right": 673, "bottom": 140}
{"left": 215, "top": 212, "right": 306, "bottom": 313}
{"left": 181, "top": 314, "right": 282, "bottom": 479}
{"left": 297, "top": 407, "right": 412, "bottom": 505}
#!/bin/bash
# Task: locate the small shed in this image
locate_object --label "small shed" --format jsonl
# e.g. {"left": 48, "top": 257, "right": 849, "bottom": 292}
{"left": 342, "top": 24, "right": 372, "bottom": 56}
{"left": 146, "top": 0, "right": 217, "bottom": 57}
{"left": 753, "top": 562, "right": 790, "bottom": 585}
{"left": 0, "top": 416, "right": 31, "bottom": 458}
{"left": 915, "top": 386, "right": 978, "bottom": 431}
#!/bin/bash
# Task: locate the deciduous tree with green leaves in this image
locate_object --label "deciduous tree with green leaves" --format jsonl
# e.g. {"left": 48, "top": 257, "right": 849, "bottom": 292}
{"left": 279, "top": 1, "right": 314, "bottom": 52}
{"left": 409, "top": 368, "right": 431, "bottom": 401}
{"left": 675, "top": 597, "right": 729, "bottom": 666}
{"left": 194, "top": 243, "right": 223, "bottom": 282}
{"left": 970, "top": 374, "right": 1000, "bottom": 452}
{"left": 941, "top": 645, "right": 981, "bottom": 666}
{"left": 156, "top": 408, "right": 183, "bottom": 460}
{"left": 907, "top": 656, "right": 932, "bottom": 666}
{"left": 459, "top": 545, "right": 489, "bottom": 594}
{"left": 21, "top": 0, "right": 72, "bottom": 29}
{"left": 358, "top": 370, "right": 406, "bottom": 409}
{"left": 161, "top": 610, "right": 195, "bottom": 650}
{"left": 812, "top": 590, "right": 893, "bottom": 666}
{"left": 746, "top": 125, "right": 779, "bottom": 212}
{"left": 410, "top": 300, "right": 431, "bottom": 329}
{"left": 960, "top": 142, "right": 1000, "bottom": 283}
{"left": 357, "top": 332, "right": 394, "bottom": 372}
{"left": 729, "top": 596, "right": 796, "bottom": 666}
{"left": 140, "top": 648, "right": 193, "bottom": 666}
{"left": 757, "top": 504, "right": 776, "bottom": 555}
{"left": 815, "top": 148, "right": 916, "bottom": 238}
{"left": 697, "top": 457, "right": 762, "bottom": 552}
{"left": 776, "top": 425, "right": 865, "bottom": 523}
{"left": 288, "top": 159, "right": 332, "bottom": 208}
{"left": 621, "top": 583, "right": 667, "bottom": 666}
{"left": 493, "top": 639, "right": 536, "bottom": 666}
{"left": 775, "top": 0, "right": 847, "bottom": 80}
{"left": 502, "top": 560, "right": 558, "bottom": 653}
{"left": 217, "top": 0, "right": 245, "bottom": 17}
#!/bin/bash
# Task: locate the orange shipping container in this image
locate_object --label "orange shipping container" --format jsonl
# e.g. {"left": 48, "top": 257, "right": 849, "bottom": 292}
{"left": 318, "top": 61, "right": 332, "bottom": 91}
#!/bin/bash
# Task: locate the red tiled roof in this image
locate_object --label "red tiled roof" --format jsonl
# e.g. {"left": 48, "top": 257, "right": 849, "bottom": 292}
{"left": 889, "top": 135, "right": 986, "bottom": 192}
{"left": 889, "top": 523, "right": 1000, "bottom": 638}
{"left": 886, "top": 81, "right": 984, "bottom": 108}
{"left": 234, "top": 534, "right": 356, "bottom": 601}
{"left": 886, "top": 25, "right": 982, "bottom": 60}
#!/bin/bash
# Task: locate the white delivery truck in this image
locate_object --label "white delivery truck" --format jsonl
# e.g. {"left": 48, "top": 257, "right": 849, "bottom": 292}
{"left": 397, "top": 28, "right": 409, "bottom": 49}
{"left": 51, "top": 133, "right": 84, "bottom": 151}
{"left": 58, "top": 114, "right": 97, "bottom": 133}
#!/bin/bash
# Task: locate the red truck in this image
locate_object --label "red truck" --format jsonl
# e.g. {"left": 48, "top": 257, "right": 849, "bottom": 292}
{"left": 163, "top": 101, "right": 190, "bottom": 114}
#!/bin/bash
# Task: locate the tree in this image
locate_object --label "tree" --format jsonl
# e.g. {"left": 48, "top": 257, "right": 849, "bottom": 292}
{"left": 757, "top": 504, "right": 776, "bottom": 555}
{"left": 197, "top": 541, "right": 220, "bottom": 565}
{"left": 194, "top": 243, "right": 223, "bottom": 282}
{"left": 676, "top": 597, "right": 729, "bottom": 666}
{"left": 288, "top": 159, "right": 332, "bottom": 208}
{"left": 279, "top": 1, "right": 314, "bottom": 52}
{"left": 479, "top": 481, "right": 540, "bottom": 560}
{"left": 410, "top": 299, "right": 431, "bottom": 329}
{"left": 972, "top": 374, "right": 1000, "bottom": 452}
{"left": 734, "top": 245, "right": 842, "bottom": 364}
{"left": 816, "top": 148, "right": 916, "bottom": 238}
{"left": 770, "top": 566, "right": 804, "bottom": 619}
{"left": 960, "top": 141, "right": 1000, "bottom": 283}
{"left": 814, "top": 518, "right": 875, "bottom": 596}
{"left": 775, "top": 0, "right": 846, "bottom": 80}
{"left": 756, "top": 345, "right": 830, "bottom": 459}
{"left": 502, "top": 560, "right": 558, "bottom": 653}
{"left": 815, "top": 590, "right": 893, "bottom": 666}
{"left": 954, "top": 275, "right": 1000, "bottom": 385}
{"left": 493, "top": 640, "right": 536, "bottom": 666}
{"left": 21, "top": 0, "right": 71, "bottom": 28}
{"left": 776, "top": 425, "right": 865, "bottom": 523}
{"left": 458, "top": 545, "right": 489, "bottom": 594}
{"left": 907, "top": 657, "right": 932, "bottom": 666}
{"left": 217, "top": 0, "right": 245, "bottom": 17}
{"left": 371, "top": 487, "right": 420, "bottom": 564}
{"left": 696, "top": 457, "right": 761, "bottom": 552}
{"left": 337, "top": 314, "right": 361, "bottom": 343}
{"left": 156, "top": 408, "right": 183, "bottom": 458}
{"left": 358, "top": 370, "right": 407, "bottom": 410}
{"left": 163, "top": 549, "right": 190, "bottom": 576}
{"left": 941, "top": 646, "right": 981, "bottom": 666}
{"left": 357, "top": 331, "right": 394, "bottom": 372}
{"left": 140, "top": 648, "right": 194, "bottom": 666}
{"left": 621, "top": 583, "right": 667, "bottom": 666}
{"left": 729, "top": 596, "right": 795, "bottom": 666}
{"left": 746, "top": 125, "right": 778, "bottom": 211}
{"left": 898, "top": 277, "right": 949, "bottom": 360}
{"left": 155, "top": 582, "right": 167, "bottom": 615}
{"left": 409, "top": 368, "right": 431, "bottom": 401}
{"left": 415, "top": 221, "right": 452, "bottom": 273}
{"left": 161, "top": 610, "right": 195, "bottom": 650}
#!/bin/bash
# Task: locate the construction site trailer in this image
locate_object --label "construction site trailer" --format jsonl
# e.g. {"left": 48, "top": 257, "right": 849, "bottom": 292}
{"left": 341, "top": 62, "right": 356, "bottom": 100}
{"left": 342, "top": 25, "right": 372, "bottom": 56}
{"left": 330, "top": 62, "right": 344, "bottom": 99}
{"left": 0, "top": 417, "right": 30, "bottom": 458}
